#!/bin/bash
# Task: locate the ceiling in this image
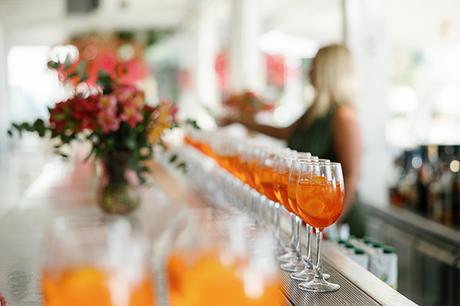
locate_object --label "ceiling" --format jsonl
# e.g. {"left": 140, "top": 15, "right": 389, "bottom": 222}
{"left": 1, "top": 0, "right": 343, "bottom": 46}
{"left": 2, "top": 0, "right": 459, "bottom": 49}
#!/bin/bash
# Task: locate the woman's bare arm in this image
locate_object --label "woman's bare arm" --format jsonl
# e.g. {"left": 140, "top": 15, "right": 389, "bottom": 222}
{"left": 220, "top": 113, "right": 306, "bottom": 140}
{"left": 0, "top": 292, "right": 7, "bottom": 306}
{"left": 332, "top": 106, "right": 362, "bottom": 218}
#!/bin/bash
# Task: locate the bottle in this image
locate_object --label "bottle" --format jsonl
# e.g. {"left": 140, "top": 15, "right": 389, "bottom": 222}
{"left": 438, "top": 146, "right": 454, "bottom": 225}
{"left": 389, "top": 152, "right": 407, "bottom": 207}
{"left": 428, "top": 168, "right": 443, "bottom": 222}
{"left": 348, "top": 235, "right": 358, "bottom": 245}
{"left": 361, "top": 237, "right": 377, "bottom": 254}
{"left": 417, "top": 145, "right": 438, "bottom": 215}
{"left": 382, "top": 246, "right": 398, "bottom": 289}
{"left": 452, "top": 171, "right": 460, "bottom": 225}
{"left": 452, "top": 146, "right": 460, "bottom": 225}
{"left": 344, "top": 242, "right": 355, "bottom": 255}
{"left": 441, "top": 166, "right": 453, "bottom": 225}
{"left": 371, "top": 242, "right": 384, "bottom": 254}
{"left": 369, "top": 245, "right": 398, "bottom": 290}
{"left": 337, "top": 239, "right": 347, "bottom": 249}
{"left": 348, "top": 248, "right": 369, "bottom": 269}
{"left": 402, "top": 149, "right": 422, "bottom": 211}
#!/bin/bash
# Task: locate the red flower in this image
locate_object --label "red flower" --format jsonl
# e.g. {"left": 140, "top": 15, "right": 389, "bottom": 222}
{"left": 49, "top": 100, "right": 72, "bottom": 133}
{"left": 70, "top": 96, "right": 99, "bottom": 132}
{"left": 143, "top": 105, "right": 157, "bottom": 115}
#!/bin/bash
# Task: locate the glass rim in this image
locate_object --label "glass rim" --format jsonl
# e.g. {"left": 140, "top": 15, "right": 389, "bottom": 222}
{"left": 295, "top": 160, "right": 342, "bottom": 166}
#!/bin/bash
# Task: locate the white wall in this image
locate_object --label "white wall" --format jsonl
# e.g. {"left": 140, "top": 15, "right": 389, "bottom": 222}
{"left": 345, "top": 0, "right": 391, "bottom": 207}
{"left": 0, "top": 24, "right": 9, "bottom": 153}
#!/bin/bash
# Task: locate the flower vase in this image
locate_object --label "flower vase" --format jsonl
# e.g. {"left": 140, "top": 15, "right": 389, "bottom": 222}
{"left": 97, "top": 152, "right": 141, "bottom": 214}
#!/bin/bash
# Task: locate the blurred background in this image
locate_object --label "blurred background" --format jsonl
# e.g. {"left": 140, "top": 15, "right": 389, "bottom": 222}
{"left": 1, "top": 1, "right": 460, "bottom": 305}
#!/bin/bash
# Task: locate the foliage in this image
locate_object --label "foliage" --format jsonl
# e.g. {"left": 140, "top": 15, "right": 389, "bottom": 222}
{"left": 8, "top": 65, "right": 179, "bottom": 183}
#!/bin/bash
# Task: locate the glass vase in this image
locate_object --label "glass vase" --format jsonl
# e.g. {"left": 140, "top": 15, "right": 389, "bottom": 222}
{"left": 97, "top": 151, "right": 141, "bottom": 214}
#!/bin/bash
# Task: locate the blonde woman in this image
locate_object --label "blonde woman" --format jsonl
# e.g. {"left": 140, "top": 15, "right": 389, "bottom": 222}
{"left": 221, "top": 44, "right": 365, "bottom": 237}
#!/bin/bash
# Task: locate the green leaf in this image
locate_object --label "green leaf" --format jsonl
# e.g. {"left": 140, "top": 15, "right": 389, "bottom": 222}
{"left": 80, "top": 73, "right": 88, "bottom": 82}
{"left": 47, "top": 60, "right": 60, "bottom": 70}
{"left": 63, "top": 55, "right": 72, "bottom": 70}
{"left": 177, "top": 162, "right": 187, "bottom": 173}
{"left": 185, "top": 118, "right": 200, "bottom": 130}
{"left": 58, "top": 152, "right": 69, "bottom": 159}
{"left": 169, "top": 154, "right": 178, "bottom": 163}
{"left": 76, "top": 61, "right": 87, "bottom": 75}
{"left": 67, "top": 71, "right": 78, "bottom": 79}
{"left": 97, "top": 71, "right": 114, "bottom": 93}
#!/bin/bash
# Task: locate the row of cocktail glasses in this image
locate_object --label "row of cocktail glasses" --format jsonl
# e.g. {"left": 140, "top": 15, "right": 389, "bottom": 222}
{"left": 182, "top": 130, "right": 345, "bottom": 293}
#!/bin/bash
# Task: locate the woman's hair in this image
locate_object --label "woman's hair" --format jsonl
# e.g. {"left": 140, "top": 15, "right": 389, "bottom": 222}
{"left": 309, "top": 44, "right": 356, "bottom": 118}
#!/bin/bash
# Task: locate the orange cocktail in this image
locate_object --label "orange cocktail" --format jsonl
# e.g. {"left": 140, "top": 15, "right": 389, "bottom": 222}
{"left": 287, "top": 175, "right": 300, "bottom": 215}
{"left": 273, "top": 171, "right": 292, "bottom": 213}
{"left": 229, "top": 156, "right": 246, "bottom": 182}
{"left": 167, "top": 251, "right": 284, "bottom": 306}
{"left": 255, "top": 166, "right": 277, "bottom": 202}
{"left": 232, "top": 155, "right": 246, "bottom": 183}
{"left": 251, "top": 164, "right": 262, "bottom": 191}
{"left": 219, "top": 155, "right": 240, "bottom": 177}
{"left": 295, "top": 176, "right": 344, "bottom": 229}
{"left": 237, "top": 159, "right": 253, "bottom": 187}
{"left": 42, "top": 267, "right": 155, "bottom": 306}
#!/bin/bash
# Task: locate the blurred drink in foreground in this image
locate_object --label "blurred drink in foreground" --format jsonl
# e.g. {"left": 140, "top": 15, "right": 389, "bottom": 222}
{"left": 166, "top": 209, "right": 285, "bottom": 306}
{"left": 42, "top": 267, "right": 154, "bottom": 306}
{"left": 168, "top": 250, "right": 283, "bottom": 306}
{"left": 41, "top": 217, "right": 155, "bottom": 306}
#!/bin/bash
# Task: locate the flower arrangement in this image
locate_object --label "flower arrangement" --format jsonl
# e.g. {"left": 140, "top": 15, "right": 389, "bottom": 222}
{"left": 9, "top": 73, "right": 176, "bottom": 183}
{"left": 223, "top": 91, "right": 273, "bottom": 117}
{"left": 8, "top": 61, "right": 186, "bottom": 213}
{"left": 52, "top": 33, "right": 148, "bottom": 86}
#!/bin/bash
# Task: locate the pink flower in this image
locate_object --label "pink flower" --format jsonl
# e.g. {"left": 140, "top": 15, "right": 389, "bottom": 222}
{"left": 130, "top": 92, "right": 145, "bottom": 109}
{"left": 120, "top": 101, "right": 143, "bottom": 128}
{"left": 98, "top": 94, "right": 117, "bottom": 110}
{"left": 97, "top": 107, "right": 120, "bottom": 133}
{"left": 114, "top": 84, "right": 138, "bottom": 101}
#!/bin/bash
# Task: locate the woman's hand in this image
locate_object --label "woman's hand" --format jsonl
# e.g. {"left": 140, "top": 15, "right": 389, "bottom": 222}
{"left": 0, "top": 293, "right": 7, "bottom": 306}
{"left": 216, "top": 116, "right": 238, "bottom": 127}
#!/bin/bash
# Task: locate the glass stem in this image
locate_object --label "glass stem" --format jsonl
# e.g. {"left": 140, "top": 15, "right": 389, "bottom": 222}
{"left": 288, "top": 213, "right": 296, "bottom": 247}
{"left": 274, "top": 204, "right": 280, "bottom": 236}
{"left": 305, "top": 225, "right": 313, "bottom": 268}
{"left": 314, "top": 228, "right": 324, "bottom": 279}
{"left": 294, "top": 217, "right": 301, "bottom": 256}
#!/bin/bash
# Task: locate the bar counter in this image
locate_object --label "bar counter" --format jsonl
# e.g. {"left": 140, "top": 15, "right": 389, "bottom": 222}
{"left": 0, "top": 150, "right": 417, "bottom": 306}
{"left": 365, "top": 203, "right": 460, "bottom": 306}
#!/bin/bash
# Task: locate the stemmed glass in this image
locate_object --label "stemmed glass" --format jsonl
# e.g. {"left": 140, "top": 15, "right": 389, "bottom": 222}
{"left": 295, "top": 162, "right": 345, "bottom": 292}
{"left": 41, "top": 216, "right": 156, "bottom": 306}
{"left": 166, "top": 209, "right": 285, "bottom": 306}
{"left": 255, "top": 148, "right": 288, "bottom": 225}
{"left": 272, "top": 152, "right": 298, "bottom": 258}
{"left": 279, "top": 156, "right": 311, "bottom": 272}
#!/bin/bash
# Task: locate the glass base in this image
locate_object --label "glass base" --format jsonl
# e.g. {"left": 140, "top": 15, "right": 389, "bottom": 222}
{"left": 280, "top": 259, "right": 304, "bottom": 272}
{"left": 290, "top": 269, "right": 315, "bottom": 281}
{"left": 298, "top": 277, "right": 340, "bottom": 292}
{"left": 291, "top": 269, "right": 330, "bottom": 281}
{"left": 275, "top": 240, "right": 289, "bottom": 256}
{"left": 277, "top": 251, "right": 294, "bottom": 262}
